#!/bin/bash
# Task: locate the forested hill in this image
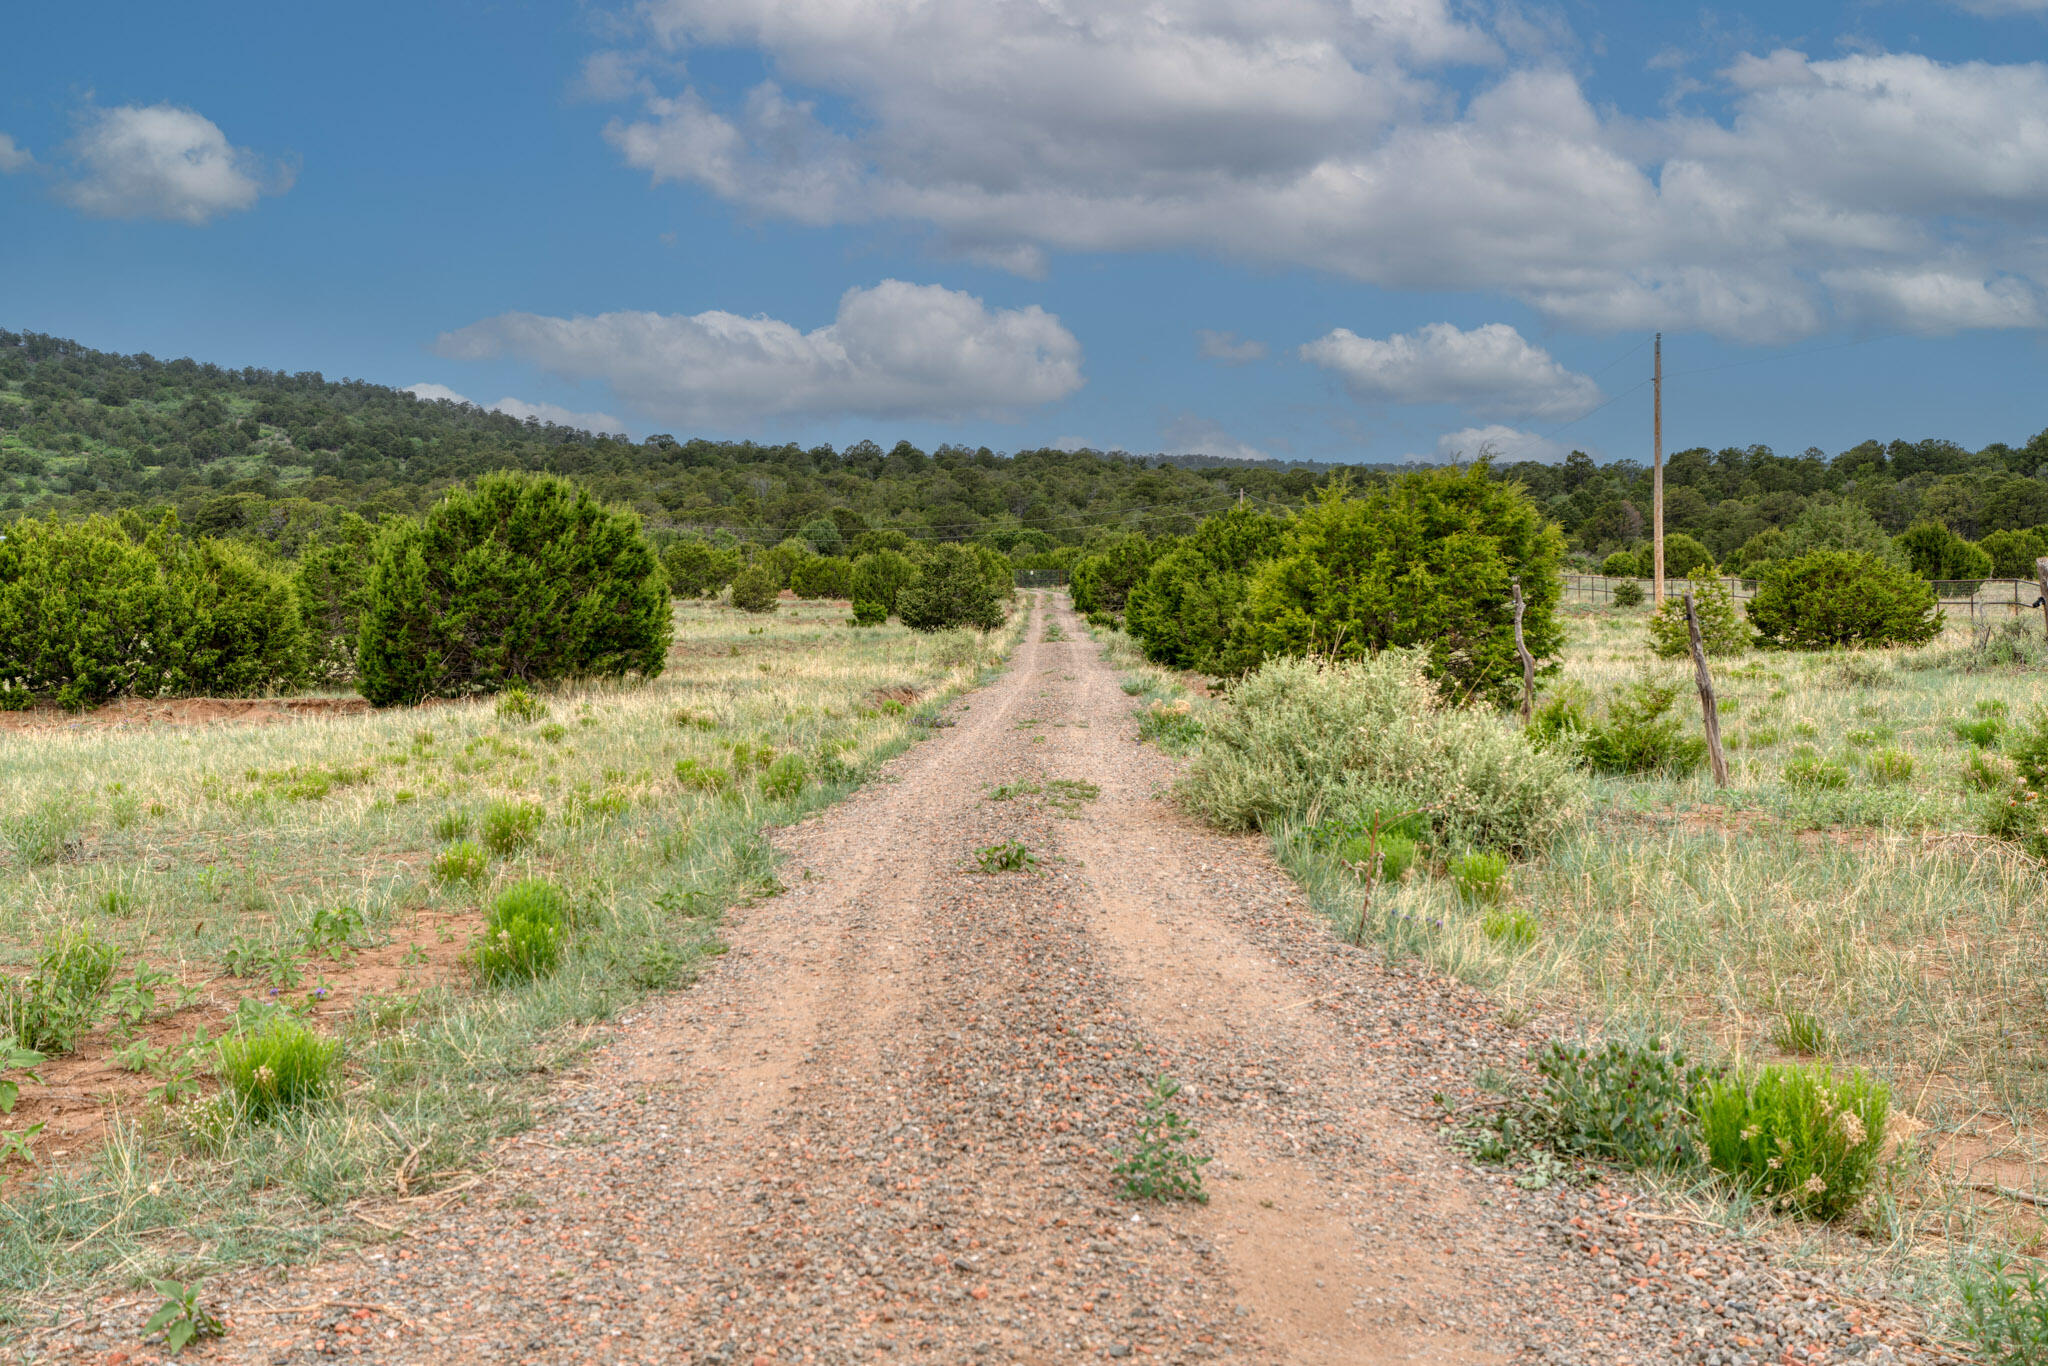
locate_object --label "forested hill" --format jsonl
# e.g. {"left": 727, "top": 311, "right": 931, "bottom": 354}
{"left": 3, "top": 328, "right": 2046, "bottom": 565}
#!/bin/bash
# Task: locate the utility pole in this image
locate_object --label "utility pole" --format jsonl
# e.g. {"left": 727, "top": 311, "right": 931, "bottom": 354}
{"left": 1652, "top": 332, "right": 1665, "bottom": 608}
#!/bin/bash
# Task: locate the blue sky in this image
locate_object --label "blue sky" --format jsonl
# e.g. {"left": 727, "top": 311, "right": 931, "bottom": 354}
{"left": 2, "top": 0, "right": 2045, "bottom": 465}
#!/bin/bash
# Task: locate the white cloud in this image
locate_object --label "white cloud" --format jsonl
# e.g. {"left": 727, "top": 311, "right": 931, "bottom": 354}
{"left": 1423, "top": 423, "right": 1575, "bottom": 464}
{"left": 0, "top": 134, "right": 32, "bottom": 173}
{"left": 57, "top": 104, "right": 289, "bottom": 224}
{"left": 1195, "top": 329, "right": 1267, "bottom": 364}
{"left": 435, "top": 280, "right": 1083, "bottom": 425}
{"left": 1161, "top": 415, "right": 1270, "bottom": 462}
{"left": 405, "top": 383, "right": 626, "bottom": 436}
{"left": 1947, "top": 0, "right": 2048, "bottom": 13}
{"left": 1301, "top": 322, "right": 1600, "bottom": 418}
{"left": 600, "top": 7, "right": 2048, "bottom": 339}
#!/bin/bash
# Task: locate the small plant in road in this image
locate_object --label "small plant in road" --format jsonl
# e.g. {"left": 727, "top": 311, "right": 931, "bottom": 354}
{"left": 1113, "top": 1074, "right": 1210, "bottom": 1203}
{"left": 973, "top": 840, "right": 1038, "bottom": 873}
{"left": 143, "top": 1278, "right": 225, "bottom": 1356}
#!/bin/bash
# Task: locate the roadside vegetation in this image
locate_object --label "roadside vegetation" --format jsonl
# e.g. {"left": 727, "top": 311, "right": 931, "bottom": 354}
{"left": 0, "top": 597, "right": 1022, "bottom": 1322}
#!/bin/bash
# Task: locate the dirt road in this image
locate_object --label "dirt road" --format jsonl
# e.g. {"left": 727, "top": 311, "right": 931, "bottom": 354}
{"left": 171, "top": 594, "right": 1932, "bottom": 1365}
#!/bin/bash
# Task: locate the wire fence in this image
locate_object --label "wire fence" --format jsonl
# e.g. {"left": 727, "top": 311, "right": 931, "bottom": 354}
{"left": 1565, "top": 574, "right": 2046, "bottom": 621}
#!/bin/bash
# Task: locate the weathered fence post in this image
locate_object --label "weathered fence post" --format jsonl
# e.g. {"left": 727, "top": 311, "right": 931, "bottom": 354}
{"left": 2035, "top": 558, "right": 2048, "bottom": 638}
{"left": 1512, "top": 578, "right": 1535, "bottom": 724}
{"left": 1683, "top": 590, "right": 1728, "bottom": 787}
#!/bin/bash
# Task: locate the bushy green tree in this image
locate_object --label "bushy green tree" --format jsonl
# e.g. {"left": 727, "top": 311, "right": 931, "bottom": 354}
{"left": 162, "top": 537, "right": 310, "bottom": 695}
{"left": 294, "top": 512, "right": 374, "bottom": 682}
{"left": 1235, "top": 466, "right": 1567, "bottom": 709}
{"left": 1600, "top": 551, "right": 1639, "bottom": 577}
{"left": 0, "top": 514, "right": 173, "bottom": 708}
{"left": 1978, "top": 526, "right": 2048, "bottom": 579}
{"left": 1124, "top": 505, "right": 1287, "bottom": 673}
{"left": 355, "top": 472, "right": 670, "bottom": 705}
{"left": 851, "top": 549, "right": 916, "bottom": 618}
{"left": 1894, "top": 520, "right": 1992, "bottom": 584}
{"left": 1069, "top": 533, "right": 1157, "bottom": 616}
{"left": 897, "top": 543, "right": 1006, "bottom": 632}
{"left": 660, "top": 537, "right": 741, "bottom": 598}
{"left": 1658, "top": 533, "right": 1714, "bottom": 580}
{"left": 729, "top": 562, "right": 779, "bottom": 613}
{"left": 798, "top": 518, "right": 845, "bottom": 557}
{"left": 789, "top": 555, "right": 854, "bottom": 599}
{"left": 759, "top": 538, "right": 811, "bottom": 589}
{"left": 1727, "top": 528, "right": 1789, "bottom": 575}
{"left": 1784, "top": 502, "right": 1902, "bottom": 564}
{"left": 1747, "top": 551, "right": 1943, "bottom": 649}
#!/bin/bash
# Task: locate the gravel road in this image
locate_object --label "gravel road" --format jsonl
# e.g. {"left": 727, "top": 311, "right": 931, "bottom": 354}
{"left": 30, "top": 594, "right": 1954, "bottom": 1365}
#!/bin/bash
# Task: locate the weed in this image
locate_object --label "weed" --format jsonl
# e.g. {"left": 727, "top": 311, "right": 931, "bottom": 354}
{"left": 1043, "top": 621, "right": 1064, "bottom": 642}
{"left": 470, "top": 878, "right": 569, "bottom": 983}
{"left": 629, "top": 943, "right": 691, "bottom": 991}
{"left": 1450, "top": 851, "right": 1511, "bottom": 904}
{"left": 1138, "top": 698, "right": 1202, "bottom": 749}
{"left": 1044, "top": 778, "right": 1101, "bottom": 813}
{"left": 1954, "top": 717, "right": 2007, "bottom": 747}
{"left": 973, "top": 841, "right": 1038, "bottom": 873}
{"left": 729, "top": 741, "right": 778, "bottom": 772}
{"left": 95, "top": 886, "right": 134, "bottom": 918}
{"left": 1865, "top": 748, "right": 1915, "bottom": 785}
{"left": 143, "top": 1278, "right": 225, "bottom": 1356}
{"left": 481, "top": 800, "right": 543, "bottom": 854}
{"left": 0, "top": 1044, "right": 44, "bottom": 1114}
{"left": 220, "top": 936, "right": 303, "bottom": 988}
{"left": 539, "top": 722, "right": 566, "bottom": 743}
{"left": 433, "top": 840, "right": 488, "bottom": 884}
{"left": 216, "top": 1015, "right": 342, "bottom": 1121}
{"left": 1534, "top": 1037, "right": 1715, "bottom": 1170}
{"left": 0, "top": 1122, "right": 43, "bottom": 1163}
{"left": 675, "top": 758, "right": 732, "bottom": 792}
{"left": 495, "top": 687, "right": 549, "bottom": 723}
{"left": 1774, "top": 1009, "right": 1834, "bottom": 1054}
{"left": 1, "top": 795, "right": 87, "bottom": 865}
{"left": 1120, "top": 678, "right": 1148, "bottom": 696}
{"left": 1695, "top": 1063, "right": 1889, "bottom": 1219}
{"left": 989, "top": 780, "right": 1043, "bottom": 802}
{"left": 1955, "top": 1258, "right": 2048, "bottom": 1366}
{"left": 433, "top": 811, "right": 472, "bottom": 841}
{"left": 1965, "top": 749, "right": 2016, "bottom": 792}
{"left": 1111, "top": 1074, "right": 1210, "bottom": 1203}
{"left": 304, "top": 905, "right": 367, "bottom": 958}
{"left": 3, "top": 927, "right": 121, "bottom": 1053}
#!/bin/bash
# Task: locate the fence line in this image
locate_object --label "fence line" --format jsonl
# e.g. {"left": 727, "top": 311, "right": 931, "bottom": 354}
{"left": 1564, "top": 574, "right": 2044, "bottom": 621}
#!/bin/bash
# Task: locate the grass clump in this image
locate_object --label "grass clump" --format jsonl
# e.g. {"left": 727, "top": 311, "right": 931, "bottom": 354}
{"left": 1481, "top": 907, "right": 1538, "bottom": 948}
{"left": 675, "top": 758, "right": 732, "bottom": 792}
{"left": 215, "top": 1015, "right": 342, "bottom": 1121}
{"left": 1954, "top": 716, "right": 2007, "bottom": 747}
{"left": 432, "top": 839, "right": 488, "bottom": 884}
{"left": 1773, "top": 1009, "right": 1834, "bottom": 1055}
{"left": 1955, "top": 1259, "right": 2048, "bottom": 1366}
{"left": 758, "top": 753, "right": 809, "bottom": 800}
{"left": 1111, "top": 1074, "right": 1209, "bottom": 1203}
{"left": 433, "top": 811, "right": 471, "bottom": 841}
{"left": 3, "top": 927, "right": 121, "bottom": 1054}
{"left": 1865, "top": 748, "right": 1915, "bottom": 785}
{"left": 1182, "top": 652, "right": 1582, "bottom": 858}
{"left": 1449, "top": 850, "right": 1510, "bottom": 904}
{"left": 2, "top": 795, "right": 88, "bottom": 866}
{"left": 1138, "top": 697, "right": 1202, "bottom": 749}
{"left": 1694, "top": 1063, "right": 1889, "bottom": 1220}
{"left": 481, "top": 800, "right": 543, "bottom": 854}
{"left": 470, "top": 878, "right": 569, "bottom": 983}
{"left": 494, "top": 686, "right": 549, "bottom": 723}
{"left": 1783, "top": 745, "right": 1850, "bottom": 790}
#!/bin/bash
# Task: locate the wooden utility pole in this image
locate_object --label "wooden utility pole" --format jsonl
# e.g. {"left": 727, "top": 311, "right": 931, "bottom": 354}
{"left": 1653, "top": 332, "right": 1665, "bottom": 608}
{"left": 1512, "top": 579, "right": 1536, "bottom": 724}
{"left": 2035, "top": 557, "right": 2048, "bottom": 638}
{"left": 1683, "top": 590, "right": 1727, "bottom": 787}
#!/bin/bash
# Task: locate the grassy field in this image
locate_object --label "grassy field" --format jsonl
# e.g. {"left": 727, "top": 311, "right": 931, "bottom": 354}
{"left": 0, "top": 596, "right": 1025, "bottom": 1321}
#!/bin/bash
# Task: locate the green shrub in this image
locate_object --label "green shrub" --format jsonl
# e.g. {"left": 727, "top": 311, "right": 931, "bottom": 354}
{"left": 1526, "top": 690, "right": 1590, "bottom": 753}
{"left": 1611, "top": 580, "right": 1644, "bottom": 609}
{"left": 758, "top": 754, "right": 808, "bottom": 800}
{"left": 432, "top": 840, "right": 488, "bottom": 883}
{"left": 1783, "top": 745, "right": 1850, "bottom": 790}
{"left": 1600, "top": 551, "right": 1638, "bottom": 577}
{"left": 159, "top": 536, "right": 311, "bottom": 696}
{"left": 1979, "top": 528, "right": 2048, "bottom": 580}
{"left": 1069, "top": 534, "right": 1158, "bottom": 616}
{"left": 1660, "top": 533, "right": 1715, "bottom": 581}
{"left": 215, "top": 1015, "right": 342, "bottom": 1120}
{"left": 495, "top": 687, "right": 548, "bottom": 723}
{"left": 2005, "top": 705, "right": 2048, "bottom": 790}
{"left": 1123, "top": 506, "right": 1288, "bottom": 673}
{"left": 1449, "top": 851, "right": 1510, "bottom": 904}
{"left": 1895, "top": 520, "right": 1992, "bottom": 587}
{"left": 1534, "top": 1037, "right": 1714, "bottom": 1170}
{"left": 1181, "top": 652, "right": 1583, "bottom": 857}
{"left": 1577, "top": 678, "right": 1707, "bottom": 778}
{"left": 850, "top": 549, "right": 917, "bottom": 617}
{"left": 0, "top": 514, "right": 173, "bottom": 708}
{"left": 355, "top": 472, "right": 671, "bottom": 705}
{"left": 1694, "top": 1063, "right": 1888, "bottom": 1219}
{"left": 1646, "top": 574, "right": 1748, "bottom": 659}
{"left": 896, "top": 544, "right": 1007, "bottom": 632}
{"left": 1482, "top": 907, "right": 1538, "bottom": 948}
{"left": 1, "top": 927, "right": 120, "bottom": 1054}
{"left": 1236, "top": 466, "right": 1566, "bottom": 708}
{"left": 481, "top": 800, "right": 542, "bottom": 854}
{"left": 660, "top": 537, "right": 742, "bottom": 598}
{"left": 292, "top": 513, "right": 374, "bottom": 684}
{"left": 788, "top": 554, "right": 854, "bottom": 599}
{"left": 471, "top": 878, "right": 570, "bottom": 983}
{"left": 1333, "top": 832, "right": 1416, "bottom": 884}
{"left": 850, "top": 599, "right": 887, "bottom": 626}
{"left": 1747, "top": 551, "right": 1942, "bottom": 649}
{"left": 728, "top": 563, "right": 780, "bottom": 614}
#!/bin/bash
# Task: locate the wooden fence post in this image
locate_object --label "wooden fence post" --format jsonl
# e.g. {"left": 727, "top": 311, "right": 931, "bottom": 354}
{"left": 2035, "top": 558, "right": 2048, "bottom": 638}
{"left": 1684, "top": 590, "right": 1728, "bottom": 787}
{"left": 1512, "top": 579, "right": 1535, "bottom": 724}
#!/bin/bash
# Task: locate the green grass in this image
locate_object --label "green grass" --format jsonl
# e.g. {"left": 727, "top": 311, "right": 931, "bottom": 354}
{"left": 0, "top": 598, "right": 1023, "bottom": 1322}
